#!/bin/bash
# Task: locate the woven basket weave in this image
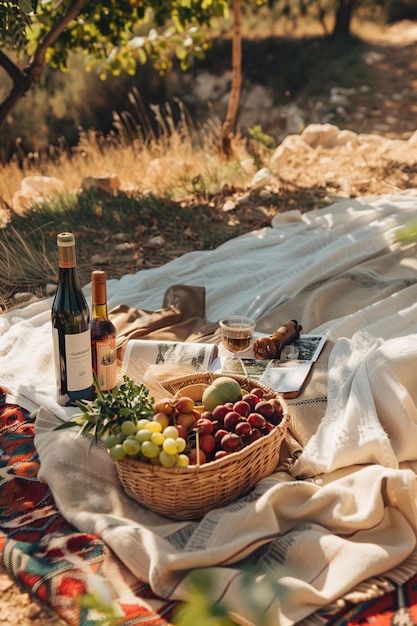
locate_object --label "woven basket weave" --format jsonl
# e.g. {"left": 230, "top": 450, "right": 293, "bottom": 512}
{"left": 116, "top": 372, "right": 290, "bottom": 520}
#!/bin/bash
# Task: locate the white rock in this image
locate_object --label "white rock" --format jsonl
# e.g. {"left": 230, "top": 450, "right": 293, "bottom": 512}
{"left": 13, "top": 291, "right": 37, "bottom": 301}
{"left": 362, "top": 50, "right": 385, "bottom": 64}
{"left": 45, "top": 283, "right": 57, "bottom": 296}
{"left": 145, "top": 235, "right": 165, "bottom": 249}
{"left": 12, "top": 176, "right": 65, "bottom": 216}
{"left": 331, "top": 86, "right": 356, "bottom": 96}
{"left": 250, "top": 168, "right": 275, "bottom": 191}
{"left": 146, "top": 157, "right": 184, "bottom": 181}
{"left": 329, "top": 92, "right": 349, "bottom": 107}
{"left": 407, "top": 130, "right": 417, "bottom": 146}
{"left": 282, "top": 103, "right": 305, "bottom": 134}
{"left": 193, "top": 70, "right": 231, "bottom": 102}
{"left": 114, "top": 242, "right": 135, "bottom": 252}
{"left": 239, "top": 84, "right": 275, "bottom": 127}
{"left": 239, "top": 158, "right": 256, "bottom": 175}
{"left": 270, "top": 135, "right": 313, "bottom": 172}
{"left": 222, "top": 200, "right": 236, "bottom": 212}
{"left": 301, "top": 124, "right": 357, "bottom": 148}
{"left": 91, "top": 253, "right": 108, "bottom": 264}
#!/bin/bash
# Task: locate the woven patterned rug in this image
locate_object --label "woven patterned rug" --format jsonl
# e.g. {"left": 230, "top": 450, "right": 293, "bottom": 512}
{"left": 1, "top": 385, "right": 417, "bottom": 626}
{"left": 0, "top": 386, "right": 176, "bottom": 625}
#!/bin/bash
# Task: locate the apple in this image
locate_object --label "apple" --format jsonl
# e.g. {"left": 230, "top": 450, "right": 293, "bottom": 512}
{"left": 248, "top": 412, "right": 266, "bottom": 429}
{"left": 251, "top": 388, "right": 265, "bottom": 399}
{"left": 235, "top": 421, "right": 252, "bottom": 438}
{"left": 224, "top": 411, "right": 241, "bottom": 431}
{"left": 214, "top": 428, "right": 228, "bottom": 446}
{"left": 154, "top": 397, "right": 174, "bottom": 415}
{"left": 176, "top": 411, "right": 197, "bottom": 432}
{"left": 212, "top": 404, "right": 229, "bottom": 424}
{"left": 175, "top": 396, "right": 195, "bottom": 414}
{"left": 188, "top": 448, "right": 207, "bottom": 465}
{"left": 195, "top": 417, "right": 215, "bottom": 435}
{"left": 200, "top": 433, "right": 216, "bottom": 454}
{"left": 247, "top": 428, "right": 262, "bottom": 443}
{"left": 215, "top": 450, "right": 230, "bottom": 460}
{"left": 176, "top": 423, "right": 188, "bottom": 439}
{"left": 152, "top": 411, "right": 170, "bottom": 430}
{"left": 269, "top": 397, "right": 283, "bottom": 414}
{"left": 233, "top": 400, "right": 251, "bottom": 417}
{"left": 221, "top": 432, "right": 243, "bottom": 452}
{"left": 242, "top": 393, "right": 259, "bottom": 410}
{"left": 254, "top": 400, "right": 275, "bottom": 420}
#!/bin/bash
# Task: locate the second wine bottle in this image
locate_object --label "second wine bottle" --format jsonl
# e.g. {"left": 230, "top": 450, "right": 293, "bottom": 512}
{"left": 90, "top": 270, "right": 118, "bottom": 392}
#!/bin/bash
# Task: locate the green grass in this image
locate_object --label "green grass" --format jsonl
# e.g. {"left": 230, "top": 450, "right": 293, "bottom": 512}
{"left": 0, "top": 188, "right": 263, "bottom": 292}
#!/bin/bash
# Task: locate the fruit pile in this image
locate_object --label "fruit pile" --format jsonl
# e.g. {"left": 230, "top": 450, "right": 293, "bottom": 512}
{"left": 104, "top": 376, "right": 284, "bottom": 467}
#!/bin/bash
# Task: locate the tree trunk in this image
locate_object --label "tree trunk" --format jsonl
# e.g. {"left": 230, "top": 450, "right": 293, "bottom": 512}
{"left": 332, "top": 0, "right": 357, "bottom": 36}
{"left": 0, "top": 0, "right": 85, "bottom": 134}
{"left": 220, "top": 0, "right": 242, "bottom": 158}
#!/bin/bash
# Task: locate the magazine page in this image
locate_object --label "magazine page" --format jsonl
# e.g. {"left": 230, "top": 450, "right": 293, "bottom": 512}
{"left": 217, "top": 333, "right": 326, "bottom": 398}
{"left": 292, "top": 334, "right": 327, "bottom": 362}
{"left": 259, "top": 361, "right": 313, "bottom": 398}
{"left": 122, "top": 339, "right": 219, "bottom": 372}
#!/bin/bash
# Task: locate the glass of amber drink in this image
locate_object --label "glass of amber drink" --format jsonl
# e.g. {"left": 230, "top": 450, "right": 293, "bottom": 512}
{"left": 219, "top": 316, "right": 256, "bottom": 353}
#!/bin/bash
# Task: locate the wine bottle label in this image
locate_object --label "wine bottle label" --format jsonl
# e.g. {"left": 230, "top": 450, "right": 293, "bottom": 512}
{"left": 94, "top": 337, "right": 117, "bottom": 391}
{"left": 53, "top": 328, "right": 93, "bottom": 392}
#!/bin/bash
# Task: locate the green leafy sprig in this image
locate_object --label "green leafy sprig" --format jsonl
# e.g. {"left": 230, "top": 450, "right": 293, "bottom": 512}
{"left": 55, "top": 375, "right": 155, "bottom": 445}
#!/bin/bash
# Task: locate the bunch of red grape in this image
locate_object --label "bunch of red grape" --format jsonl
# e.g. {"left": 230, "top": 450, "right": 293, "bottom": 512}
{"left": 193, "top": 387, "right": 284, "bottom": 463}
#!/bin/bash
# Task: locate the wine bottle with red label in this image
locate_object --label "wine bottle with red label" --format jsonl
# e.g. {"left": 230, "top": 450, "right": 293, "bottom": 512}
{"left": 90, "top": 270, "right": 118, "bottom": 392}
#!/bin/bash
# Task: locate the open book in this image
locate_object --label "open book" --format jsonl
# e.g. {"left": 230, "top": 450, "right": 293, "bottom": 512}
{"left": 121, "top": 334, "right": 326, "bottom": 399}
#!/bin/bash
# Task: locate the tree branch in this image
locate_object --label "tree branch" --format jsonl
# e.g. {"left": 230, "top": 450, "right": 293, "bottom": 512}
{"left": 221, "top": 0, "right": 242, "bottom": 158}
{"left": 0, "top": 49, "right": 24, "bottom": 82}
{"left": 25, "top": 0, "right": 85, "bottom": 87}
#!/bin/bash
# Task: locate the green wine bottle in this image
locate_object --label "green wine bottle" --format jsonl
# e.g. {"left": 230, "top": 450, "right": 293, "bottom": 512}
{"left": 51, "top": 232, "right": 94, "bottom": 406}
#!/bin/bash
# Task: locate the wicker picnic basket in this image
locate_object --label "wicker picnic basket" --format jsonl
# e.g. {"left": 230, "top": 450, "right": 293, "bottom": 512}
{"left": 116, "top": 372, "right": 290, "bottom": 520}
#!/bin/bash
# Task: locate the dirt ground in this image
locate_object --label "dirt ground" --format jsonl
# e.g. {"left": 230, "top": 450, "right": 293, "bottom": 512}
{"left": 2, "top": 19, "right": 417, "bottom": 626}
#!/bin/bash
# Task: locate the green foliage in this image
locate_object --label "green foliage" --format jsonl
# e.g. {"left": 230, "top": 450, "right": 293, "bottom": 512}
{"left": 1, "top": 0, "right": 230, "bottom": 76}
{"left": 173, "top": 570, "right": 235, "bottom": 626}
{"left": 0, "top": 0, "right": 32, "bottom": 47}
{"left": 55, "top": 374, "right": 155, "bottom": 444}
{"left": 248, "top": 124, "right": 275, "bottom": 150}
{"left": 395, "top": 220, "right": 417, "bottom": 245}
{"left": 173, "top": 565, "right": 285, "bottom": 626}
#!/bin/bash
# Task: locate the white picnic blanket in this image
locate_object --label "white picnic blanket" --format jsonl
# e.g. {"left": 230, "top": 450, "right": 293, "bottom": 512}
{"left": 3, "top": 191, "right": 417, "bottom": 624}
{"left": 1, "top": 191, "right": 417, "bottom": 415}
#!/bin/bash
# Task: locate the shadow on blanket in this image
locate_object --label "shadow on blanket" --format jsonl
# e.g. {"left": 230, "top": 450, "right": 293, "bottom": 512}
{"left": 2, "top": 391, "right": 417, "bottom": 625}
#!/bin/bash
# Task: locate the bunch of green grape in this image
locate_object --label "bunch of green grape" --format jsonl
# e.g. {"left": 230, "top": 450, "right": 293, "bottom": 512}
{"left": 104, "top": 419, "right": 190, "bottom": 468}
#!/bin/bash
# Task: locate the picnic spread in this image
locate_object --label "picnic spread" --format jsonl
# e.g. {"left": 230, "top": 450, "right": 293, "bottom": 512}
{"left": 2, "top": 192, "right": 417, "bottom": 624}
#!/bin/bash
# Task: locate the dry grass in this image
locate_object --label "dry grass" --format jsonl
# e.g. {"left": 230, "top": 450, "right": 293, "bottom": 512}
{"left": 0, "top": 98, "right": 259, "bottom": 209}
